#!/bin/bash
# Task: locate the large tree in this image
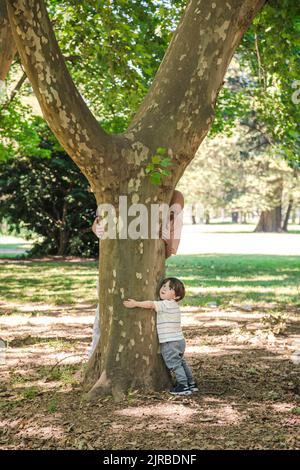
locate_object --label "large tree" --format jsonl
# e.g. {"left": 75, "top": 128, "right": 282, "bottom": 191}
{"left": 2, "top": 0, "right": 265, "bottom": 399}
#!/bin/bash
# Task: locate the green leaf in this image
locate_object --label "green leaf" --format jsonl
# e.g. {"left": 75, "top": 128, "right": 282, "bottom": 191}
{"left": 145, "top": 163, "right": 154, "bottom": 173}
{"left": 160, "top": 157, "right": 172, "bottom": 167}
{"left": 151, "top": 155, "right": 161, "bottom": 164}
{"left": 156, "top": 147, "right": 167, "bottom": 156}
{"left": 150, "top": 172, "right": 162, "bottom": 185}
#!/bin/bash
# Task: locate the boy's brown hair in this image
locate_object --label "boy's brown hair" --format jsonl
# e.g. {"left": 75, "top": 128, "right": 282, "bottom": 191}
{"left": 159, "top": 277, "right": 185, "bottom": 301}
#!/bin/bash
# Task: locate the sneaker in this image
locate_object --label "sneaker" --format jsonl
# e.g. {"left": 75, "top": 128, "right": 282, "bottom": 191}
{"left": 188, "top": 382, "right": 199, "bottom": 392}
{"left": 169, "top": 384, "right": 192, "bottom": 396}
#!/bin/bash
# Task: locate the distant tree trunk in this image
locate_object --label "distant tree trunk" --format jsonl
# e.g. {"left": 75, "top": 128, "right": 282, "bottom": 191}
{"left": 255, "top": 177, "right": 283, "bottom": 233}
{"left": 57, "top": 202, "right": 69, "bottom": 256}
{"left": 204, "top": 210, "right": 210, "bottom": 225}
{"left": 242, "top": 212, "right": 247, "bottom": 224}
{"left": 191, "top": 203, "right": 197, "bottom": 224}
{"left": 6, "top": 0, "right": 265, "bottom": 398}
{"left": 282, "top": 198, "right": 293, "bottom": 232}
{"left": 254, "top": 207, "right": 282, "bottom": 232}
{"left": 231, "top": 211, "right": 238, "bottom": 223}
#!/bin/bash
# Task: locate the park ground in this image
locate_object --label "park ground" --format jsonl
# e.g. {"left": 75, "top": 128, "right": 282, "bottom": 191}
{"left": 0, "top": 224, "right": 299, "bottom": 450}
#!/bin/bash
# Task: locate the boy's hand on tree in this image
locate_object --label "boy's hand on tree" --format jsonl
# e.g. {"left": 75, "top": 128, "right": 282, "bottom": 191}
{"left": 123, "top": 299, "right": 137, "bottom": 308}
{"left": 92, "top": 217, "right": 105, "bottom": 239}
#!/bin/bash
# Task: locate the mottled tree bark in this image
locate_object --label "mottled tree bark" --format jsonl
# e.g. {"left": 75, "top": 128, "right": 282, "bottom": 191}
{"left": 0, "top": 0, "right": 17, "bottom": 82}
{"left": 6, "top": 0, "right": 265, "bottom": 397}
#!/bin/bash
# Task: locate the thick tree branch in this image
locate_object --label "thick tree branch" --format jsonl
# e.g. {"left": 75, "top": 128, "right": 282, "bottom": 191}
{"left": 6, "top": 0, "right": 114, "bottom": 187}
{"left": 0, "top": 0, "right": 17, "bottom": 81}
{"left": 125, "top": 0, "right": 265, "bottom": 167}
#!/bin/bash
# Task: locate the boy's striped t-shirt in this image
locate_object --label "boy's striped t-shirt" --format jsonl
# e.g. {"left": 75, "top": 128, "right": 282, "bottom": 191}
{"left": 153, "top": 299, "right": 184, "bottom": 343}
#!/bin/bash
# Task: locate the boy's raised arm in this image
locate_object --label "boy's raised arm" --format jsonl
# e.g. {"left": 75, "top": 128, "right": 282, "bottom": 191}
{"left": 123, "top": 299, "right": 155, "bottom": 309}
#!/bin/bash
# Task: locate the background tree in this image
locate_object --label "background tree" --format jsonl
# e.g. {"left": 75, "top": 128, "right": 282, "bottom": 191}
{"left": 178, "top": 124, "right": 300, "bottom": 230}
{"left": 0, "top": 118, "right": 99, "bottom": 256}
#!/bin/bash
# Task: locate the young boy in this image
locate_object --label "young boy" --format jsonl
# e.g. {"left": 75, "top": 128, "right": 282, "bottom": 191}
{"left": 123, "top": 277, "right": 198, "bottom": 396}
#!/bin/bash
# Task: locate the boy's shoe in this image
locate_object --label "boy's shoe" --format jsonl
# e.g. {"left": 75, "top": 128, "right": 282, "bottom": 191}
{"left": 169, "top": 384, "right": 192, "bottom": 396}
{"left": 188, "top": 382, "right": 199, "bottom": 393}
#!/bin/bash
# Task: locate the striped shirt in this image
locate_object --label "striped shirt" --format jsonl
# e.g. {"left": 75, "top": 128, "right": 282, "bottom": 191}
{"left": 153, "top": 299, "right": 184, "bottom": 343}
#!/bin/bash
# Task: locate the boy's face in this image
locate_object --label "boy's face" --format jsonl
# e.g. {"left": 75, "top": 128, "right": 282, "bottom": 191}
{"left": 159, "top": 280, "right": 178, "bottom": 301}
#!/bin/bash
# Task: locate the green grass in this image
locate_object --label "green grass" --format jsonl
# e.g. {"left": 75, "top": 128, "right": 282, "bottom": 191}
{"left": 21, "top": 386, "right": 41, "bottom": 400}
{"left": 0, "top": 240, "right": 33, "bottom": 259}
{"left": 0, "top": 261, "right": 98, "bottom": 306}
{"left": 0, "top": 243, "right": 32, "bottom": 250}
{"left": 37, "top": 364, "right": 80, "bottom": 384}
{"left": 0, "top": 255, "right": 299, "bottom": 310}
{"left": 166, "top": 254, "right": 300, "bottom": 308}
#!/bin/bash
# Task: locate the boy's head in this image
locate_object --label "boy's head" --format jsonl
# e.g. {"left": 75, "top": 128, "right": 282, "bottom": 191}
{"left": 158, "top": 277, "right": 185, "bottom": 302}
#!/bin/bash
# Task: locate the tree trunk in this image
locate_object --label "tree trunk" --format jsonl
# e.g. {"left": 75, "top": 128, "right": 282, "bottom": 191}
{"left": 254, "top": 206, "right": 282, "bottom": 232}
{"left": 6, "top": 0, "right": 265, "bottom": 397}
{"left": 0, "top": 0, "right": 17, "bottom": 81}
{"left": 57, "top": 201, "right": 69, "bottom": 256}
{"left": 57, "top": 228, "right": 69, "bottom": 256}
{"left": 204, "top": 210, "right": 210, "bottom": 225}
{"left": 255, "top": 177, "right": 283, "bottom": 232}
{"left": 85, "top": 236, "right": 171, "bottom": 400}
{"left": 191, "top": 203, "right": 197, "bottom": 224}
{"left": 282, "top": 198, "right": 293, "bottom": 232}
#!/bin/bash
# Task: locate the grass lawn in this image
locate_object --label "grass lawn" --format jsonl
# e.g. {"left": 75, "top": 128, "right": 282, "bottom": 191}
{"left": 0, "top": 235, "right": 33, "bottom": 259}
{"left": 168, "top": 254, "right": 300, "bottom": 309}
{"left": 1, "top": 254, "right": 299, "bottom": 310}
{"left": 0, "top": 254, "right": 299, "bottom": 450}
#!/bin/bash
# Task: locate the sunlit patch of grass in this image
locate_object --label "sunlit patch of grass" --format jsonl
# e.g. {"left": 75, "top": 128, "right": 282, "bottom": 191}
{"left": 38, "top": 364, "right": 80, "bottom": 385}
{"left": 47, "top": 397, "right": 58, "bottom": 414}
{"left": 9, "top": 336, "right": 76, "bottom": 350}
{"left": 21, "top": 386, "right": 41, "bottom": 400}
{"left": 1, "top": 255, "right": 299, "bottom": 311}
{"left": 10, "top": 372, "right": 33, "bottom": 386}
{"left": 167, "top": 254, "right": 300, "bottom": 308}
{"left": 0, "top": 261, "right": 98, "bottom": 306}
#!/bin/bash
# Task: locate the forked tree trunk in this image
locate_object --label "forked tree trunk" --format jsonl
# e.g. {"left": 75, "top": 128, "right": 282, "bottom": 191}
{"left": 5, "top": 0, "right": 265, "bottom": 397}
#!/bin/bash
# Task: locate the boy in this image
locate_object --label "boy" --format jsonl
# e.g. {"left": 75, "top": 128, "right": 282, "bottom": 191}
{"left": 123, "top": 277, "right": 198, "bottom": 396}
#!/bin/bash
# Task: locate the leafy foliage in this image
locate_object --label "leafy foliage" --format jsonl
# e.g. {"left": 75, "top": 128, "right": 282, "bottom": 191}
{"left": 46, "top": 0, "right": 186, "bottom": 133}
{"left": 177, "top": 125, "right": 300, "bottom": 223}
{"left": 145, "top": 147, "right": 172, "bottom": 185}
{"left": 0, "top": 118, "right": 98, "bottom": 257}
{"left": 234, "top": 0, "right": 300, "bottom": 165}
